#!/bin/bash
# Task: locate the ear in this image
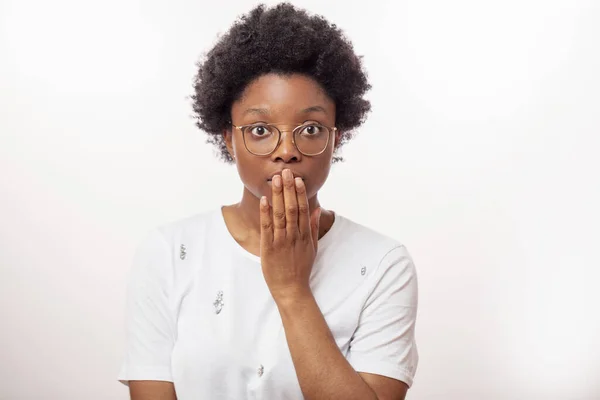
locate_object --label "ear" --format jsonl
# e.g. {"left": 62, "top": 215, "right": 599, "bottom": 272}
{"left": 334, "top": 129, "right": 342, "bottom": 148}
{"left": 223, "top": 128, "right": 235, "bottom": 159}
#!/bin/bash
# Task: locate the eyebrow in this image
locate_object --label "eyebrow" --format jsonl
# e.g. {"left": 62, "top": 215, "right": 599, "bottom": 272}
{"left": 242, "top": 108, "right": 271, "bottom": 117}
{"left": 300, "top": 105, "right": 327, "bottom": 115}
{"left": 242, "top": 105, "right": 328, "bottom": 117}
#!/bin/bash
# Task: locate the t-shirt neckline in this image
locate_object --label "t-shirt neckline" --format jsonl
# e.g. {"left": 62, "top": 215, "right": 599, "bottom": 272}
{"left": 216, "top": 206, "right": 341, "bottom": 263}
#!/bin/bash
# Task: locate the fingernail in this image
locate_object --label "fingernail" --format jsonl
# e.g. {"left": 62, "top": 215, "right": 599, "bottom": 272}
{"left": 273, "top": 175, "right": 282, "bottom": 187}
{"left": 295, "top": 177, "right": 303, "bottom": 188}
{"left": 283, "top": 169, "right": 292, "bottom": 180}
{"left": 260, "top": 196, "right": 267, "bottom": 206}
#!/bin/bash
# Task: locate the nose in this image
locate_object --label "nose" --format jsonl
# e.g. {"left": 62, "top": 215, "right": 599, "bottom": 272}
{"left": 270, "top": 129, "right": 301, "bottom": 163}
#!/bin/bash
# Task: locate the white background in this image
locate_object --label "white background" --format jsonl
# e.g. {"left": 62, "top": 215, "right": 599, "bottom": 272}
{"left": 1, "top": 0, "right": 599, "bottom": 399}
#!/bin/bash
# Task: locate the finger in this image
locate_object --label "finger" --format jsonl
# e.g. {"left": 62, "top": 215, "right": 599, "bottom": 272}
{"left": 311, "top": 207, "right": 321, "bottom": 253}
{"left": 259, "top": 196, "right": 273, "bottom": 250}
{"left": 282, "top": 169, "right": 298, "bottom": 238}
{"left": 271, "top": 174, "right": 286, "bottom": 241}
{"left": 295, "top": 177, "right": 310, "bottom": 237}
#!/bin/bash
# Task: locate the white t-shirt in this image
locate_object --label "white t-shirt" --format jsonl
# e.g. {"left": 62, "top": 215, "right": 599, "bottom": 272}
{"left": 118, "top": 208, "right": 419, "bottom": 399}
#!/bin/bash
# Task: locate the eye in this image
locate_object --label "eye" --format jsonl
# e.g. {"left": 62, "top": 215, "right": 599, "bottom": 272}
{"left": 247, "top": 124, "right": 274, "bottom": 137}
{"left": 298, "top": 124, "right": 324, "bottom": 136}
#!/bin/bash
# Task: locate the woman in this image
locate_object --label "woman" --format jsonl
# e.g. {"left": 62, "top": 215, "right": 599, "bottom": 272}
{"left": 118, "top": 3, "right": 419, "bottom": 399}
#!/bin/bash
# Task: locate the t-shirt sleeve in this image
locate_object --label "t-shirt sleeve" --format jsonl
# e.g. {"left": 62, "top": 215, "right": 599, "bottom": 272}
{"left": 347, "top": 245, "right": 419, "bottom": 388}
{"left": 118, "top": 229, "right": 176, "bottom": 386}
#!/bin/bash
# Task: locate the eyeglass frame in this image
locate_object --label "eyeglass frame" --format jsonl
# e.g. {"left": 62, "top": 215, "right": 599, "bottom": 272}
{"left": 230, "top": 121, "right": 338, "bottom": 156}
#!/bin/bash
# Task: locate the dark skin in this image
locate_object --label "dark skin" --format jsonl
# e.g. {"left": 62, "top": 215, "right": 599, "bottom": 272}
{"left": 222, "top": 73, "right": 409, "bottom": 400}
{"left": 222, "top": 73, "right": 338, "bottom": 256}
{"left": 129, "top": 73, "right": 408, "bottom": 399}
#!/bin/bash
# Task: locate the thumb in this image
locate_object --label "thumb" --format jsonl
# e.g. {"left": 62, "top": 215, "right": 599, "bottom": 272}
{"left": 310, "top": 207, "right": 322, "bottom": 252}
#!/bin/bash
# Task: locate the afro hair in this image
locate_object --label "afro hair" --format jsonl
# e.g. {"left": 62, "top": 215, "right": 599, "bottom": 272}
{"left": 191, "top": 2, "right": 371, "bottom": 163}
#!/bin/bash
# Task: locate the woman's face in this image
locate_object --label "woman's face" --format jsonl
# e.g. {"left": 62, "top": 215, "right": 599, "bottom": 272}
{"left": 225, "top": 73, "right": 339, "bottom": 204}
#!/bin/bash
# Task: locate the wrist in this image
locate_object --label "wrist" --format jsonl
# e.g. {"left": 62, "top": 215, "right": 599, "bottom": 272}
{"left": 271, "top": 285, "right": 313, "bottom": 310}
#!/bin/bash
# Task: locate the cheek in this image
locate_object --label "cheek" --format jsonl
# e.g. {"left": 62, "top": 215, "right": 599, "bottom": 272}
{"left": 235, "top": 160, "right": 271, "bottom": 198}
{"left": 236, "top": 163, "right": 260, "bottom": 187}
{"left": 306, "top": 162, "right": 332, "bottom": 197}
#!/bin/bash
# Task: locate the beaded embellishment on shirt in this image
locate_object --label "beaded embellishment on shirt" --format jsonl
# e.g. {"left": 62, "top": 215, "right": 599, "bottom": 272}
{"left": 213, "top": 290, "right": 224, "bottom": 314}
{"left": 180, "top": 244, "right": 187, "bottom": 260}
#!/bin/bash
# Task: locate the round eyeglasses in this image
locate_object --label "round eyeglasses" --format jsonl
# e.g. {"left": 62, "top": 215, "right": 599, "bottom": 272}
{"left": 231, "top": 122, "right": 337, "bottom": 156}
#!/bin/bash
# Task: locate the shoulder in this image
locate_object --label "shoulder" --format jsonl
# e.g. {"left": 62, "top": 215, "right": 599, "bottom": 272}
{"left": 331, "top": 213, "right": 408, "bottom": 256}
{"left": 129, "top": 208, "right": 222, "bottom": 285}
{"left": 329, "top": 213, "right": 416, "bottom": 279}
{"left": 133, "top": 208, "right": 221, "bottom": 267}
{"left": 150, "top": 208, "right": 221, "bottom": 246}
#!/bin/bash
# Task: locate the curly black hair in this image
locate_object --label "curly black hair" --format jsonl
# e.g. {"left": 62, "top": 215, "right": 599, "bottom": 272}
{"left": 191, "top": 2, "right": 371, "bottom": 163}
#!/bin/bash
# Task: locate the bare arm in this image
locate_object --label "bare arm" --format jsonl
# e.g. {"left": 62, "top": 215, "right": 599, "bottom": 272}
{"left": 129, "top": 381, "right": 177, "bottom": 400}
{"left": 277, "top": 292, "right": 408, "bottom": 400}
{"left": 260, "top": 172, "right": 412, "bottom": 399}
{"left": 359, "top": 372, "right": 408, "bottom": 400}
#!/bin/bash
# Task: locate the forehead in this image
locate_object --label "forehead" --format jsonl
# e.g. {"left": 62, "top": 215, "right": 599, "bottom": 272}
{"left": 231, "top": 73, "right": 335, "bottom": 118}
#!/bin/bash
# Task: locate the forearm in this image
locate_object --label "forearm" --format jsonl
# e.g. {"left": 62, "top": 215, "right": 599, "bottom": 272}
{"left": 129, "top": 381, "right": 177, "bottom": 400}
{"left": 276, "top": 291, "right": 378, "bottom": 400}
